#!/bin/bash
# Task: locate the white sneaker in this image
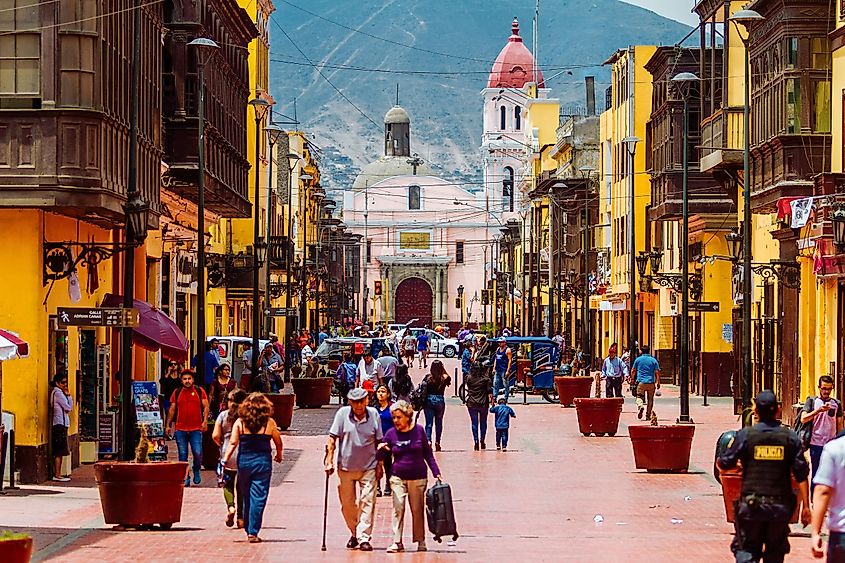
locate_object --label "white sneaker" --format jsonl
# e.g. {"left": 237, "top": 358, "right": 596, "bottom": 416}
{"left": 52, "top": 476, "right": 70, "bottom": 482}
{"left": 417, "top": 541, "right": 427, "bottom": 552}
{"left": 386, "top": 543, "right": 404, "bottom": 553}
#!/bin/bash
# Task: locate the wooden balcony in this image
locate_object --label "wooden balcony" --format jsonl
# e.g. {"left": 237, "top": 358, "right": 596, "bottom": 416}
{"left": 699, "top": 108, "right": 744, "bottom": 174}
{"left": 749, "top": 134, "right": 830, "bottom": 213}
{"left": 0, "top": 109, "right": 160, "bottom": 229}
{"left": 648, "top": 166, "right": 734, "bottom": 222}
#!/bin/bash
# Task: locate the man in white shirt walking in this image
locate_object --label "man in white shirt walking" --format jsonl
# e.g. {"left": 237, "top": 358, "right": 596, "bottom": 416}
{"left": 600, "top": 343, "right": 628, "bottom": 398}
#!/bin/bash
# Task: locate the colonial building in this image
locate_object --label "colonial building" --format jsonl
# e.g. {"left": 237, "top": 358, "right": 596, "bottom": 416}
{"left": 344, "top": 107, "right": 492, "bottom": 329}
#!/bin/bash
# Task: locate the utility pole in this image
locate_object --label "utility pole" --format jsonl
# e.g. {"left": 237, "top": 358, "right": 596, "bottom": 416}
{"left": 362, "top": 181, "right": 369, "bottom": 325}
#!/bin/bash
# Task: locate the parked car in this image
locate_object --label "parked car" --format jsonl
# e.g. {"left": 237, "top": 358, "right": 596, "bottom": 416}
{"left": 314, "top": 336, "right": 402, "bottom": 364}
{"left": 387, "top": 319, "right": 417, "bottom": 334}
{"left": 399, "top": 328, "right": 459, "bottom": 358}
{"left": 207, "top": 336, "right": 270, "bottom": 383}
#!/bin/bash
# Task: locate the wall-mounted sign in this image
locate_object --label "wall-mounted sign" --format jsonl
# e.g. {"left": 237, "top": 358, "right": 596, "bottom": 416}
{"left": 57, "top": 307, "right": 139, "bottom": 328}
{"left": 399, "top": 231, "right": 430, "bottom": 250}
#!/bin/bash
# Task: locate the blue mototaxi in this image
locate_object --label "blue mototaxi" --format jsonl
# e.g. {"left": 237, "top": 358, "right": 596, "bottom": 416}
{"left": 503, "top": 336, "right": 560, "bottom": 404}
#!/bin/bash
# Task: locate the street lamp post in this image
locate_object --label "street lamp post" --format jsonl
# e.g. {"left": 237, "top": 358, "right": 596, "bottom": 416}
{"left": 119, "top": 0, "right": 152, "bottom": 460}
{"left": 263, "top": 123, "right": 284, "bottom": 335}
{"left": 187, "top": 36, "right": 218, "bottom": 399}
{"left": 579, "top": 167, "right": 597, "bottom": 367}
{"left": 283, "top": 152, "right": 304, "bottom": 380}
{"left": 730, "top": 8, "right": 764, "bottom": 423}
{"left": 248, "top": 96, "right": 271, "bottom": 377}
{"left": 622, "top": 136, "right": 641, "bottom": 365}
{"left": 457, "top": 285, "right": 464, "bottom": 326}
{"left": 671, "top": 71, "right": 700, "bottom": 424}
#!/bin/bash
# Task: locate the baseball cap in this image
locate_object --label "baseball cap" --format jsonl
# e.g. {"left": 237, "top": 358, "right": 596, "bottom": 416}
{"left": 754, "top": 390, "right": 777, "bottom": 413}
{"left": 498, "top": 337, "right": 507, "bottom": 343}
{"left": 347, "top": 387, "right": 368, "bottom": 401}
{"left": 496, "top": 393, "right": 506, "bottom": 402}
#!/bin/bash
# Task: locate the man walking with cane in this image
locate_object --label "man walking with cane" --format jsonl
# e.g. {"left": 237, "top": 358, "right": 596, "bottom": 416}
{"left": 324, "top": 388, "right": 384, "bottom": 551}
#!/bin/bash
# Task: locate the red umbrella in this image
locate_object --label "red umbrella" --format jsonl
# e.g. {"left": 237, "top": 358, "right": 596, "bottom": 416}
{"left": 102, "top": 294, "right": 189, "bottom": 362}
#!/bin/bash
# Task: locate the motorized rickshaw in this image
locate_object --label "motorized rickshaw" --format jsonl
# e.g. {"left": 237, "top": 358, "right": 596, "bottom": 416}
{"left": 460, "top": 336, "right": 561, "bottom": 404}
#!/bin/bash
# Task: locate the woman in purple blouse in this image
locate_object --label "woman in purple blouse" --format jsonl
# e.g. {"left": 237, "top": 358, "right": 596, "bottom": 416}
{"left": 378, "top": 400, "right": 442, "bottom": 553}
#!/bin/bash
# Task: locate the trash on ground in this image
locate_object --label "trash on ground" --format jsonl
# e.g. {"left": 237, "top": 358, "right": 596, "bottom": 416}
{"left": 671, "top": 518, "right": 684, "bottom": 524}
{"left": 593, "top": 514, "right": 604, "bottom": 523}
{"left": 684, "top": 496, "right": 692, "bottom": 501}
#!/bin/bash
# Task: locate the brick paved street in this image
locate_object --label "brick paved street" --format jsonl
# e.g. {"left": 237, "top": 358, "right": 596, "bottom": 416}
{"left": 1, "top": 359, "right": 817, "bottom": 562}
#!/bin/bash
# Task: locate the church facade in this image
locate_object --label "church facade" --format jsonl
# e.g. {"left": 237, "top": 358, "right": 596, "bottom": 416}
{"left": 343, "top": 106, "right": 493, "bottom": 328}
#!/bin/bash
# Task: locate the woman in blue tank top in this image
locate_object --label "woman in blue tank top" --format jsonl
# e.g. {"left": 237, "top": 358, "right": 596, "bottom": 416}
{"left": 221, "top": 392, "right": 284, "bottom": 543}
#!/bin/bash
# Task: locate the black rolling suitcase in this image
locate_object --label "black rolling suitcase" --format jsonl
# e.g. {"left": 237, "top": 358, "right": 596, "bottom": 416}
{"left": 425, "top": 480, "right": 459, "bottom": 542}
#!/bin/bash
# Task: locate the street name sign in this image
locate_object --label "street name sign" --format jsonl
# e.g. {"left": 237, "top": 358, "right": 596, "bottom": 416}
{"left": 58, "top": 307, "right": 140, "bottom": 327}
{"left": 688, "top": 301, "right": 720, "bottom": 313}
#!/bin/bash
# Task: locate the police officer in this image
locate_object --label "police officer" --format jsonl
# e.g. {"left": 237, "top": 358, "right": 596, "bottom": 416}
{"left": 718, "top": 390, "right": 811, "bottom": 563}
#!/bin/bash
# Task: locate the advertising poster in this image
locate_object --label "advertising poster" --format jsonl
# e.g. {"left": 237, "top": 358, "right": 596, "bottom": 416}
{"left": 132, "top": 381, "right": 168, "bottom": 459}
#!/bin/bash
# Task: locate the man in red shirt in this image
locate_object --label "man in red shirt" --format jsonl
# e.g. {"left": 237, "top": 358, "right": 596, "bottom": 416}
{"left": 166, "top": 370, "right": 209, "bottom": 487}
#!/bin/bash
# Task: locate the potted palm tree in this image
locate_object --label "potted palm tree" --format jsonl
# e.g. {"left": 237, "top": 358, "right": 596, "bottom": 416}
{"left": 554, "top": 354, "right": 593, "bottom": 407}
{"left": 94, "top": 427, "right": 188, "bottom": 529}
{"left": 0, "top": 531, "right": 33, "bottom": 563}
{"left": 573, "top": 372, "right": 624, "bottom": 437}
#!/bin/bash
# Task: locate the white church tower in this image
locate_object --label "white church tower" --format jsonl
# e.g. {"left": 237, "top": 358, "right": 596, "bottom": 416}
{"left": 481, "top": 17, "right": 548, "bottom": 218}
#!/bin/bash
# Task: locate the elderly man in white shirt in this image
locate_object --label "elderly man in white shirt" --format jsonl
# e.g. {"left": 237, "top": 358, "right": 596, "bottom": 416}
{"left": 356, "top": 349, "right": 384, "bottom": 393}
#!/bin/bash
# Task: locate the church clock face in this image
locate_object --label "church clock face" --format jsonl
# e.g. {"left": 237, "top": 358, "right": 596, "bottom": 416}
{"left": 394, "top": 277, "right": 433, "bottom": 328}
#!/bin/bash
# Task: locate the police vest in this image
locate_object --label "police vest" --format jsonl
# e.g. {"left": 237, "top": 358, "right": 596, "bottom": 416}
{"left": 740, "top": 425, "right": 794, "bottom": 499}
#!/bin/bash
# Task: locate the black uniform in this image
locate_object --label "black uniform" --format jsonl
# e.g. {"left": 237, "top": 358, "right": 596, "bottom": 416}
{"left": 718, "top": 420, "right": 809, "bottom": 563}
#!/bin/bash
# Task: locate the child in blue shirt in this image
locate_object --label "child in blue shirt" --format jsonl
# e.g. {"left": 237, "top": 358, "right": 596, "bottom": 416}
{"left": 489, "top": 394, "right": 516, "bottom": 451}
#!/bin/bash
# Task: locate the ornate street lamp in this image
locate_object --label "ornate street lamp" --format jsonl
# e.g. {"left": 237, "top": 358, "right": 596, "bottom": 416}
{"left": 729, "top": 7, "right": 764, "bottom": 423}
{"left": 671, "top": 70, "right": 700, "bottom": 424}
{"left": 622, "top": 136, "right": 641, "bottom": 362}
{"left": 726, "top": 229, "right": 743, "bottom": 262}
{"left": 248, "top": 96, "right": 271, "bottom": 376}
{"left": 263, "top": 122, "right": 284, "bottom": 334}
{"left": 832, "top": 206, "right": 845, "bottom": 247}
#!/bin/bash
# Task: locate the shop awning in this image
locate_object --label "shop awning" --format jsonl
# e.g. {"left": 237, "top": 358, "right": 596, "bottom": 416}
{"left": 0, "top": 329, "right": 29, "bottom": 360}
{"left": 102, "top": 294, "right": 189, "bottom": 362}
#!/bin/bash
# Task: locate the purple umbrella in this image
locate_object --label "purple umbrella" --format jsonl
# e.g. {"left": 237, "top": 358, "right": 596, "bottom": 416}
{"left": 102, "top": 294, "right": 189, "bottom": 362}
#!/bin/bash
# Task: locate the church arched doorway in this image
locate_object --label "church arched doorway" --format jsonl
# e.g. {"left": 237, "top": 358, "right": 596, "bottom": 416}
{"left": 394, "top": 277, "right": 433, "bottom": 328}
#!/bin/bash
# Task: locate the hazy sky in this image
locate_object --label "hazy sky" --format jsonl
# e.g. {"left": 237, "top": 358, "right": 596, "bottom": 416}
{"left": 620, "top": 0, "right": 698, "bottom": 25}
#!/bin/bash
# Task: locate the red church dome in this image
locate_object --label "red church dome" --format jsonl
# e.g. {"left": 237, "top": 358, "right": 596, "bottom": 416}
{"left": 487, "top": 18, "right": 544, "bottom": 89}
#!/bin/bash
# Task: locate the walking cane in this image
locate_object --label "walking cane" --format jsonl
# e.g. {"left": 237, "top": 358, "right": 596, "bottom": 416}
{"left": 321, "top": 446, "right": 329, "bottom": 551}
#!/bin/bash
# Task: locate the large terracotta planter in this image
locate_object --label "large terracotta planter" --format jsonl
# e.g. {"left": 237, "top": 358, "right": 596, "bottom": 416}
{"left": 94, "top": 461, "right": 189, "bottom": 528}
{"left": 202, "top": 421, "right": 220, "bottom": 470}
{"left": 574, "top": 397, "right": 624, "bottom": 437}
{"left": 629, "top": 424, "right": 695, "bottom": 472}
{"left": 516, "top": 359, "right": 531, "bottom": 385}
{"left": 290, "top": 377, "right": 334, "bottom": 408}
{"left": 720, "top": 468, "right": 800, "bottom": 523}
{"left": 0, "top": 536, "right": 33, "bottom": 563}
{"left": 267, "top": 393, "right": 295, "bottom": 429}
{"left": 554, "top": 376, "right": 593, "bottom": 407}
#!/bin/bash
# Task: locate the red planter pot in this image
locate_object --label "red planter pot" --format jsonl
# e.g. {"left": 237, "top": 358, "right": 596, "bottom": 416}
{"left": 554, "top": 376, "right": 594, "bottom": 407}
{"left": 291, "top": 377, "right": 334, "bottom": 408}
{"left": 720, "top": 468, "right": 800, "bottom": 523}
{"left": 628, "top": 424, "right": 695, "bottom": 473}
{"left": 267, "top": 393, "right": 295, "bottom": 429}
{"left": 94, "top": 461, "right": 189, "bottom": 528}
{"left": 0, "top": 537, "right": 33, "bottom": 563}
{"left": 574, "top": 397, "right": 624, "bottom": 437}
{"left": 202, "top": 422, "right": 220, "bottom": 470}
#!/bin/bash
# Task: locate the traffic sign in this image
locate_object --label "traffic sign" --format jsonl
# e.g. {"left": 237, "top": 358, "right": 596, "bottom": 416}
{"left": 688, "top": 301, "right": 720, "bottom": 313}
{"left": 58, "top": 307, "right": 140, "bottom": 327}
{"left": 266, "top": 307, "right": 298, "bottom": 317}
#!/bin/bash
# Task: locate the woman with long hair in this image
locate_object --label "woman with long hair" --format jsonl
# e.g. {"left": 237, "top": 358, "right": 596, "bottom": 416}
{"left": 464, "top": 362, "right": 492, "bottom": 451}
{"left": 390, "top": 364, "right": 413, "bottom": 403}
{"left": 208, "top": 363, "right": 237, "bottom": 418}
{"left": 212, "top": 388, "right": 247, "bottom": 528}
{"left": 221, "top": 393, "right": 283, "bottom": 543}
{"left": 423, "top": 360, "right": 451, "bottom": 451}
{"left": 373, "top": 384, "right": 394, "bottom": 496}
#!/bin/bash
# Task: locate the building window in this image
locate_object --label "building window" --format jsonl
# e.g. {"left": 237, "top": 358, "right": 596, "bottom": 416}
{"left": 0, "top": 0, "right": 41, "bottom": 99}
{"left": 503, "top": 166, "right": 515, "bottom": 212}
{"left": 59, "top": 34, "right": 96, "bottom": 108}
{"left": 456, "top": 241, "right": 464, "bottom": 264}
{"left": 514, "top": 106, "right": 521, "bottom": 130}
{"left": 787, "top": 78, "right": 801, "bottom": 134}
{"left": 366, "top": 239, "right": 372, "bottom": 263}
{"left": 814, "top": 80, "right": 831, "bottom": 133}
{"left": 786, "top": 37, "right": 799, "bottom": 69}
{"left": 408, "top": 184, "right": 421, "bottom": 210}
{"left": 500, "top": 105, "right": 507, "bottom": 130}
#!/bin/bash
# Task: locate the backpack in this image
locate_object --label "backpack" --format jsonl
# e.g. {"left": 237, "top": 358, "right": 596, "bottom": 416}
{"left": 792, "top": 396, "right": 816, "bottom": 450}
{"left": 409, "top": 377, "right": 429, "bottom": 411}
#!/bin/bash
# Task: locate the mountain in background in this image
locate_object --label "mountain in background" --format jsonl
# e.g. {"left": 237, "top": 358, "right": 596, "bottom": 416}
{"left": 269, "top": 0, "right": 691, "bottom": 197}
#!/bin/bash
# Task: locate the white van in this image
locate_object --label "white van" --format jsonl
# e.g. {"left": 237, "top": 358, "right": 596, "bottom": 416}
{"left": 207, "top": 336, "right": 271, "bottom": 382}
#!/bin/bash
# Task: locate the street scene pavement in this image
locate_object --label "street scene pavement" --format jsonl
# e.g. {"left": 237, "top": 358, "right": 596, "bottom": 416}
{"left": 0, "top": 359, "right": 817, "bottom": 562}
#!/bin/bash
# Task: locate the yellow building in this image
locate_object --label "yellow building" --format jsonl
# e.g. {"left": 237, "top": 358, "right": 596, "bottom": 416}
{"left": 596, "top": 46, "right": 658, "bottom": 362}
{"left": 521, "top": 84, "right": 561, "bottom": 335}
